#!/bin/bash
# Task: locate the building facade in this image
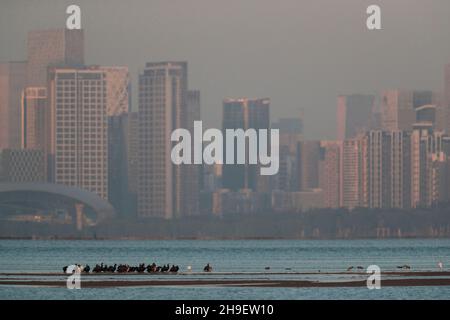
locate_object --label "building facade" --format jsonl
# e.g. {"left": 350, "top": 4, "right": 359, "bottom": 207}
{"left": 27, "top": 29, "right": 84, "bottom": 86}
{"left": 341, "top": 138, "right": 367, "bottom": 209}
{"left": 272, "top": 117, "right": 303, "bottom": 192}
{"left": 48, "top": 67, "right": 108, "bottom": 200}
{"left": 319, "top": 141, "right": 342, "bottom": 208}
{"left": 0, "top": 149, "right": 46, "bottom": 183}
{"left": 21, "top": 87, "right": 48, "bottom": 151}
{"left": 410, "top": 124, "right": 449, "bottom": 208}
{"left": 364, "top": 130, "right": 411, "bottom": 209}
{"left": 222, "top": 98, "right": 270, "bottom": 191}
{"left": 297, "top": 140, "right": 320, "bottom": 191}
{"left": 0, "top": 61, "right": 27, "bottom": 150}
{"left": 137, "top": 62, "right": 193, "bottom": 219}
{"left": 380, "top": 90, "right": 414, "bottom": 131}
{"left": 336, "top": 94, "right": 375, "bottom": 140}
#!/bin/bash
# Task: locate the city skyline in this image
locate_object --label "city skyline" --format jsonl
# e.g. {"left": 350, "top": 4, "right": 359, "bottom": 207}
{"left": 2, "top": 24, "right": 450, "bottom": 221}
{"left": 2, "top": 0, "right": 450, "bottom": 139}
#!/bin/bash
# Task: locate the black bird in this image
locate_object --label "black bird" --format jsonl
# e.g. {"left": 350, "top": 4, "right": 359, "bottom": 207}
{"left": 137, "top": 263, "right": 146, "bottom": 273}
{"left": 161, "top": 264, "right": 170, "bottom": 272}
{"left": 170, "top": 265, "right": 179, "bottom": 273}
{"left": 203, "top": 263, "right": 213, "bottom": 272}
{"left": 107, "top": 264, "right": 117, "bottom": 273}
{"left": 396, "top": 265, "right": 411, "bottom": 270}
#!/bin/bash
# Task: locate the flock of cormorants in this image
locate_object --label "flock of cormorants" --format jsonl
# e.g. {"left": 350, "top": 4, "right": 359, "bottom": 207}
{"left": 62, "top": 262, "right": 213, "bottom": 274}
{"left": 63, "top": 263, "right": 414, "bottom": 274}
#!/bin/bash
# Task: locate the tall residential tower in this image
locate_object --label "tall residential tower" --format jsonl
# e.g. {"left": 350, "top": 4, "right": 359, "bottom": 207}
{"left": 222, "top": 98, "right": 270, "bottom": 191}
{"left": 137, "top": 62, "right": 199, "bottom": 218}
{"left": 48, "top": 67, "right": 108, "bottom": 199}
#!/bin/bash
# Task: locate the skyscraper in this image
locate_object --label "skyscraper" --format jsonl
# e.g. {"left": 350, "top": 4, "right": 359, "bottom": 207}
{"left": 380, "top": 90, "right": 414, "bottom": 131}
{"left": 410, "top": 124, "right": 449, "bottom": 208}
{"left": 27, "top": 29, "right": 84, "bottom": 86}
{"left": 222, "top": 98, "right": 270, "bottom": 191}
{"left": 445, "top": 64, "right": 450, "bottom": 133}
{"left": 319, "top": 141, "right": 342, "bottom": 208}
{"left": 365, "top": 130, "right": 411, "bottom": 209}
{"left": 0, "top": 61, "right": 27, "bottom": 149}
{"left": 137, "top": 61, "right": 190, "bottom": 219}
{"left": 103, "top": 67, "right": 131, "bottom": 216}
{"left": 48, "top": 67, "right": 108, "bottom": 200}
{"left": 184, "top": 90, "right": 201, "bottom": 216}
{"left": 297, "top": 140, "right": 320, "bottom": 191}
{"left": 21, "top": 87, "right": 47, "bottom": 150}
{"left": 272, "top": 116, "right": 303, "bottom": 192}
{"left": 108, "top": 113, "right": 130, "bottom": 216}
{"left": 341, "top": 138, "right": 367, "bottom": 209}
{"left": 126, "top": 111, "right": 139, "bottom": 217}
{"left": 21, "top": 28, "right": 85, "bottom": 184}
{"left": 336, "top": 94, "right": 375, "bottom": 140}
{"left": 101, "top": 67, "right": 130, "bottom": 116}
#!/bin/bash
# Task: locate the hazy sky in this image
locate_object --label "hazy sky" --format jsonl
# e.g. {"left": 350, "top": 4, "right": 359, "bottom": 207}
{"left": 1, "top": 0, "right": 450, "bottom": 139}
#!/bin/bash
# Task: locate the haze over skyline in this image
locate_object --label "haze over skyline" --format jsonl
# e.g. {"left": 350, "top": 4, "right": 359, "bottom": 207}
{"left": 2, "top": 0, "right": 450, "bottom": 139}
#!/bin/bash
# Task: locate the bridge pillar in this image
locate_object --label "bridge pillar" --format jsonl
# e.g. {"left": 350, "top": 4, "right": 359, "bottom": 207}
{"left": 75, "top": 203, "right": 84, "bottom": 231}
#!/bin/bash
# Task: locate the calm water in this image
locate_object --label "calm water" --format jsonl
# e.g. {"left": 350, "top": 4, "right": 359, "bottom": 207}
{"left": 1, "top": 239, "right": 450, "bottom": 299}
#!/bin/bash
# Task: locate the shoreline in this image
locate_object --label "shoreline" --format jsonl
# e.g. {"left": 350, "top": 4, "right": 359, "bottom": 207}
{"left": 2, "top": 271, "right": 450, "bottom": 288}
{"left": 2, "top": 278, "right": 450, "bottom": 288}
{"left": 2, "top": 271, "right": 450, "bottom": 277}
{"left": 2, "top": 237, "right": 450, "bottom": 241}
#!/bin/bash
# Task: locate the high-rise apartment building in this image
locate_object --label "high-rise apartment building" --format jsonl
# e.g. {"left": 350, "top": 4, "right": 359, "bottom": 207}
{"left": 410, "top": 124, "right": 449, "bottom": 208}
{"left": 222, "top": 98, "right": 270, "bottom": 191}
{"left": 138, "top": 62, "right": 196, "bottom": 219}
{"left": 184, "top": 90, "right": 201, "bottom": 216}
{"left": 48, "top": 67, "right": 108, "bottom": 199}
{"left": 319, "top": 141, "right": 342, "bottom": 208}
{"left": 365, "top": 130, "right": 411, "bottom": 209}
{"left": 17, "top": 28, "right": 86, "bottom": 184}
{"left": 336, "top": 94, "right": 375, "bottom": 140}
{"left": 0, "top": 61, "right": 27, "bottom": 149}
{"left": 341, "top": 138, "right": 367, "bottom": 209}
